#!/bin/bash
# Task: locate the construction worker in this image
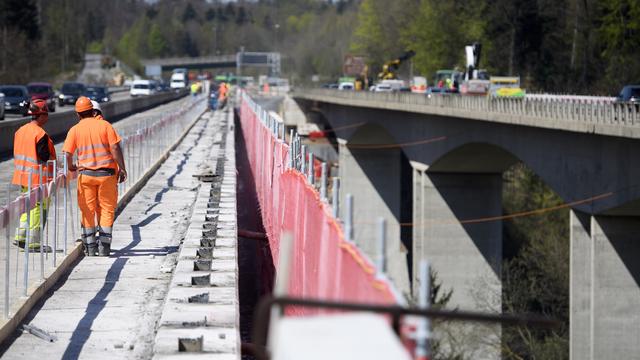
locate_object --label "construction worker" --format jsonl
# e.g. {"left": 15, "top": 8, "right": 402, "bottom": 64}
{"left": 12, "top": 99, "right": 56, "bottom": 251}
{"left": 190, "top": 82, "right": 198, "bottom": 97}
{"left": 218, "top": 82, "right": 228, "bottom": 108}
{"left": 91, "top": 100, "right": 105, "bottom": 121}
{"left": 63, "top": 97, "right": 127, "bottom": 256}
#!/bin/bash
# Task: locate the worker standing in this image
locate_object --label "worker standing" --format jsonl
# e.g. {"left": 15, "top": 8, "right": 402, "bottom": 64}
{"left": 12, "top": 99, "right": 56, "bottom": 251}
{"left": 218, "top": 82, "right": 228, "bottom": 108}
{"left": 63, "top": 97, "right": 127, "bottom": 256}
{"left": 190, "top": 82, "right": 198, "bottom": 97}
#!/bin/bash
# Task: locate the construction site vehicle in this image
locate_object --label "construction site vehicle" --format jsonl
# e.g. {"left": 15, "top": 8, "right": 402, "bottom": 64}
{"left": 378, "top": 50, "right": 416, "bottom": 80}
{"left": 460, "top": 42, "right": 490, "bottom": 95}
{"left": 428, "top": 70, "right": 463, "bottom": 94}
{"left": 489, "top": 76, "right": 526, "bottom": 98}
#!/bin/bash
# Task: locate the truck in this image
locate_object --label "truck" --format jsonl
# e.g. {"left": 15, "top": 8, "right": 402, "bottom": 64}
{"left": 459, "top": 42, "right": 490, "bottom": 95}
{"left": 489, "top": 76, "right": 525, "bottom": 98}
{"left": 170, "top": 68, "right": 188, "bottom": 89}
{"left": 410, "top": 76, "right": 427, "bottom": 93}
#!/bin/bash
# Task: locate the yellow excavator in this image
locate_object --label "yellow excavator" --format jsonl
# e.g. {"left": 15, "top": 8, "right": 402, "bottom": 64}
{"left": 377, "top": 50, "right": 416, "bottom": 80}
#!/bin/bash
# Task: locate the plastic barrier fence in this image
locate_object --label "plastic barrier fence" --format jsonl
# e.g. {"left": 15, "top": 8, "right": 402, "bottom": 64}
{"left": 239, "top": 92, "right": 401, "bottom": 308}
{"left": 0, "top": 96, "right": 206, "bottom": 320}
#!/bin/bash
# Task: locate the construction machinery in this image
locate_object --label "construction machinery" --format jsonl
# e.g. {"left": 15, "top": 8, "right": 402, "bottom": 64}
{"left": 377, "top": 50, "right": 416, "bottom": 81}
{"left": 459, "top": 42, "right": 490, "bottom": 95}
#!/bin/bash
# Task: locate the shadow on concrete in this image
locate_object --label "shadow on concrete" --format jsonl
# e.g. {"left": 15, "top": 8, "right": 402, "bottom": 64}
{"left": 57, "top": 212, "right": 160, "bottom": 359}
{"left": 346, "top": 123, "right": 413, "bottom": 286}
{"left": 600, "top": 216, "right": 640, "bottom": 288}
{"left": 146, "top": 119, "right": 207, "bottom": 214}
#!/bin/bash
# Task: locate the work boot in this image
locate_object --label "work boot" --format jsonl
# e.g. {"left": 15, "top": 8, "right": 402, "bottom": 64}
{"left": 98, "top": 230, "right": 112, "bottom": 257}
{"left": 85, "top": 243, "right": 98, "bottom": 256}
{"left": 98, "top": 242, "right": 111, "bottom": 257}
{"left": 81, "top": 227, "right": 97, "bottom": 256}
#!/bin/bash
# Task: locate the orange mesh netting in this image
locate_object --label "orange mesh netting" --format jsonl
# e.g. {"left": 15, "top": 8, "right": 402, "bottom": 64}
{"left": 239, "top": 95, "right": 399, "bottom": 311}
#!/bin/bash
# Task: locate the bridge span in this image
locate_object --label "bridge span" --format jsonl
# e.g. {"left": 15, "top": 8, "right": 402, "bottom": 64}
{"left": 293, "top": 88, "right": 640, "bottom": 359}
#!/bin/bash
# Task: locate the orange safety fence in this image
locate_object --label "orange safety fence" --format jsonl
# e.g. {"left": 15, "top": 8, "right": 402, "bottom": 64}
{"left": 239, "top": 93, "right": 400, "bottom": 310}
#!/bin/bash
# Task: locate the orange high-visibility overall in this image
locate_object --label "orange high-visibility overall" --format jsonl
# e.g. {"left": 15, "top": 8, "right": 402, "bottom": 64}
{"left": 63, "top": 116, "right": 121, "bottom": 245}
{"left": 12, "top": 122, "right": 56, "bottom": 246}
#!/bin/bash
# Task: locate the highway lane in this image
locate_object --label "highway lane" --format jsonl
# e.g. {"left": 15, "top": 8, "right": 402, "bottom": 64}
{"left": 0, "top": 95, "right": 196, "bottom": 205}
{"left": 2, "top": 90, "right": 132, "bottom": 120}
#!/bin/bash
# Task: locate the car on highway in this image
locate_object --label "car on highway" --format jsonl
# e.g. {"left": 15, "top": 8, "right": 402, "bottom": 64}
{"left": 58, "top": 82, "right": 87, "bottom": 107}
{"left": 0, "top": 92, "right": 5, "bottom": 120}
{"left": 85, "top": 85, "right": 111, "bottom": 103}
{"left": 338, "top": 82, "right": 354, "bottom": 90}
{"left": 130, "top": 79, "right": 156, "bottom": 97}
{"left": 617, "top": 85, "right": 640, "bottom": 104}
{"left": 27, "top": 82, "right": 56, "bottom": 112}
{"left": 0, "top": 85, "right": 30, "bottom": 116}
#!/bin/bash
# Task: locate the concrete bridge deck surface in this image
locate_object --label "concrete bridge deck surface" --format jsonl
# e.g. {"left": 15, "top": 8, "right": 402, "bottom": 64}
{"left": 0, "top": 105, "right": 232, "bottom": 358}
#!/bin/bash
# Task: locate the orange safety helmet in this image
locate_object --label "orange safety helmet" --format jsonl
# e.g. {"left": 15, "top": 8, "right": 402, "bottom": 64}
{"left": 28, "top": 99, "right": 48, "bottom": 117}
{"left": 75, "top": 96, "right": 93, "bottom": 113}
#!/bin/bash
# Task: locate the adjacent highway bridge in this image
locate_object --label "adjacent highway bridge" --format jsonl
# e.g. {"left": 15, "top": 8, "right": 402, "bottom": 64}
{"left": 293, "top": 88, "right": 640, "bottom": 359}
{"left": 0, "top": 84, "right": 638, "bottom": 359}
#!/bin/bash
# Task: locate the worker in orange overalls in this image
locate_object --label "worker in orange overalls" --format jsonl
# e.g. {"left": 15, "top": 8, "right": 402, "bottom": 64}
{"left": 218, "top": 82, "right": 228, "bottom": 108}
{"left": 63, "top": 97, "right": 127, "bottom": 256}
{"left": 12, "top": 99, "right": 56, "bottom": 251}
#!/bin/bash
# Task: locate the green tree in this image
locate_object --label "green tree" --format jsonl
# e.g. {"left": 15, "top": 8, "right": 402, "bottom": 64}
{"left": 402, "top": 0, "right": 487, "bottom": 80}
{"left": 147, "top": 23, "right": 168, "bottom": 57}
{"left": 596, "top": 0, "right": 640, "bottom": 90}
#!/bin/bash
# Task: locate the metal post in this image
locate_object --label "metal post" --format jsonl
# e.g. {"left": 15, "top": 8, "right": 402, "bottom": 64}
{"left": 63, "top": 156, "right": 68, "bottom": 256}
{"left": 320, "top": 162, "right": 328, "bottom": 200}
{"left": 300, "top": 145, "right": 307, "bottom": 175}
{"left": 376, "top": 217, "right": 387, "bottom": 274}
{"left": 24, "top": 169, "right": 32, "bottom": 296}
{"left": 307, "top": 153, "right": 314, "bottom": 185}
{"left": 51, "top": 161, "right": 58, "bottom": 267}
{"left": 39, "top": 168, "right": 44, "bottom": 280}
{"left": 332, "top": 177, "right": 340, "bottom": 218}
{"left": 288, "top": 130, "right": 294, "bottom": 168}
{"left": 5, "top": 192, "right": 11, "bottom": 318}
{"left": 415, "top": 260, "right": 432, "bottom": 359}
{"left": 345, "top": 194, "right": 354, "bottom": 241}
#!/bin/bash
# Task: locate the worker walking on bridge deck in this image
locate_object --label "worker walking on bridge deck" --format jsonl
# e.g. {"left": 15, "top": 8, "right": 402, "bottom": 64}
{"left": 63, "top": 97, "right": 127, "bottom": 256}
{"left": 12, "top": 99, "right": 56, "bottom": 251}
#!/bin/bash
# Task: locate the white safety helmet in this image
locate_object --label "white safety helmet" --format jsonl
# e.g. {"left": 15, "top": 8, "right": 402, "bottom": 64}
{"left": 90, "top": 100, "right": 102, "bottom": 115}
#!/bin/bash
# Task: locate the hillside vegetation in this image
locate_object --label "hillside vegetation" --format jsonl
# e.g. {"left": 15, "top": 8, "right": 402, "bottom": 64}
{"left": 2, "top": 0, "right": 638, "bottom": 93}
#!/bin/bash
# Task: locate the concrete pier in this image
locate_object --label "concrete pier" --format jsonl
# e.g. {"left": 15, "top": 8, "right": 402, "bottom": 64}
{"left": 338, "top": 139, "right": 411, "bottom": 296}
{"left": 571, "top": 212, "right": 640, "bottom": 359}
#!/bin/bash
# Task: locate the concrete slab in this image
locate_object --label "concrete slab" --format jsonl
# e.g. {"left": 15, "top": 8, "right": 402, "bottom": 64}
{"left": 0, "top": 98, "right": 224, "bottom": 359}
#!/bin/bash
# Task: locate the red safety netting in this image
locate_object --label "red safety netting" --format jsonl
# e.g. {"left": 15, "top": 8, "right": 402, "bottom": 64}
{"left": 239, "top": 94, "right": 399, "bottom": 310}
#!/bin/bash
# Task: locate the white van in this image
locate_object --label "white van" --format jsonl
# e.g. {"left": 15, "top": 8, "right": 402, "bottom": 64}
{"left": 170, "top": 72, "right": 188, "bottom": 89}
{"left": 130, "top": 80, "right": 156, "bottom": 97}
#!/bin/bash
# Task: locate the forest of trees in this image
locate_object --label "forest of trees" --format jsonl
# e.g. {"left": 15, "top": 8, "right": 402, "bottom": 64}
{"left": 1, "top": 0, "right": 637, "bottom": 94}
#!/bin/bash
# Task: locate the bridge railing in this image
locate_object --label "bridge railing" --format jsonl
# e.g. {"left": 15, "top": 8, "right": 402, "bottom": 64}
{"left": 299, "top": 88, "right": 640, "bottom": 126}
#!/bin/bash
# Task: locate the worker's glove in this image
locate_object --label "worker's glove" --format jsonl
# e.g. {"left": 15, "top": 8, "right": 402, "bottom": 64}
{"left": 118, "top": 169, "right": 128, "bottom": 183}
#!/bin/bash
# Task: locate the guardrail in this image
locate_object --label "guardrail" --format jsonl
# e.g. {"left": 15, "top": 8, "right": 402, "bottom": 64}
{"left": 107, "top": 86, "right": 129, "bottom": 94}
{"left": 0, "top": 94, "right": 206, "bottom": 340}
{"left": 0, "top": 89, "right": 188, "bottom": 155}
{"left": 295, "top": 88, "right": 640, "bottom": 128}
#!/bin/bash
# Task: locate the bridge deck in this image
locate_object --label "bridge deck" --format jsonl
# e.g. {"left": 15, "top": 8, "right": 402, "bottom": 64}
{"left": 0, "top": 107, "right": 239, "bottom": 358}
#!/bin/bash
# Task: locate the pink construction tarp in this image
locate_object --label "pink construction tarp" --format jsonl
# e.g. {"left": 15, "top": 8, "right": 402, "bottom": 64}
{"left": 239, "top": 94, "right": 398, "bottom": 308}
